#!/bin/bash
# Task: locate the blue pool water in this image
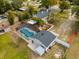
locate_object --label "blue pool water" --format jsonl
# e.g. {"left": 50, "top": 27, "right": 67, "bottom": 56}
{"left": 20, "top": 28, "right": 34, "bottom": 37}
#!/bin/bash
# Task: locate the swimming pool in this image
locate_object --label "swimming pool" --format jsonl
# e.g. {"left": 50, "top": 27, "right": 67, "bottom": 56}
{"left": 19, "top": 27, "right": 36, "bottom": 38}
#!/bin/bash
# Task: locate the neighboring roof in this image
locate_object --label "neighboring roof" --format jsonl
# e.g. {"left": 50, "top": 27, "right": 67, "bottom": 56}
{"left": 35, "top": 46, "right": 45, "bottom": 56}
{"left": 33, "top": 31, "right": 56, "bottom": 47}
{"left": 0, "top": 15, "right": 7, "bottom": 20}
{"left": 19, "top": 7, "right": 28, "bottom": 11}
{"left": 35, "top": 9, "right": 49, "bottom": 18}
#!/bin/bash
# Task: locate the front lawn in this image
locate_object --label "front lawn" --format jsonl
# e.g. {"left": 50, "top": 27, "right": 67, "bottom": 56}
{"left": 0, "top": 33, "right": 30, "bottom": 59}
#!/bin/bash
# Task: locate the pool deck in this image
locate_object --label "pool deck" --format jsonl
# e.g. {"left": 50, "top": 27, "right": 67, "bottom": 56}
{"left": 28, "top": 41, "right": 39, "bottom": 51}
{"left": 16, "top": 23, "right": 40, "bottom": 32}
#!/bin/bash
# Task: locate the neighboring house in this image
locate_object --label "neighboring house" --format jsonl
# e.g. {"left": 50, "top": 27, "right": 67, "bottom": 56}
{"left": 17, "top": 27, "right": 70, "bottom": 56}
{"left": 33, "top": 9, "right": 50, "bottom": 23}
{"left": 0, "top": 27, "right": 11, "bottom": 35}
{"left": 0, "top": 15, "right": 10, "bottom": 35}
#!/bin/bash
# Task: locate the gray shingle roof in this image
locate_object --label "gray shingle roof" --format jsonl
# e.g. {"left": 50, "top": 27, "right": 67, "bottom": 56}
{"left": 35, "top": 10, "right": 49, "bottom": 18}
{"left": 33, "top": 31, "right": 56, "bottom": 47}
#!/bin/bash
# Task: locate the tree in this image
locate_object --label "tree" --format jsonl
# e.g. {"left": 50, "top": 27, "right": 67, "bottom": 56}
{"left": 5, "top": 1, "right": 12, "bottom": 11}
{"left": 32, "top": 17, "right": 45, "bottom": 26}
{"left": 72, "top": 6, "right": 79, "bottom": 32}
{"left": 48, "top": 12, "right": 68, "bottom": 26}
{"left": 0, "top": 0, "right": 12, "bottom": 14}
{"left": 72, "top": 6, "right": 79, "bottom": 16}
{"left": 73, "top": 0, "right": 79, "bottom": 5}
{"left": 28, "top": 5, "right": 37, "bottom": 17}
{"left": 49, "top": 0, "right": 60, "bottom": 5}
{"left": 40, "top": 0, "right": 51, "bottom": 8}
{"left": 24, "top": 12, "right": 31, "bottom": 19}
{"left": 17, "top": 11, "right": 30, "bottom": 22}
{"left": 59, "top": 1, "right": 71, "bottom": 12}
{"left": 7, "top": 10, "right": 16, "bottom": 25}
{"left": 48, "top": 13, "right": 61, "bottom": 26}
{"left": 11, "top": 0, "right": 23, "bottom": 10}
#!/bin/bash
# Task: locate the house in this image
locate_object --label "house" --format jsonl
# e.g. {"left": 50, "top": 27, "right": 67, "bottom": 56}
{"left": 33, "top": 9, "right": 50, "bottom": 23}
{"left": 30, "top": 31, "right": 56, "bottom": 51}
{"left": 17, "top": 27, "right": 70, "bottom": 56}
{"left": 0, "top": 15, "right": 10, "bottom": 35}
{"left": 28, "top": 31, "right": 69, "bottom": 56}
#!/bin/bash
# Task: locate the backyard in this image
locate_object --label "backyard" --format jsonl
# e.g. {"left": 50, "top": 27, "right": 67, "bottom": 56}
{"left": 0, "top": 33, "right": 30, "bottom": 59}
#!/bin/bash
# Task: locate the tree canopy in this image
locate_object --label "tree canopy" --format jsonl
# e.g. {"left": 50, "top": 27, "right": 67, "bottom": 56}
{"left": 0, "top": 0, "right": 12, "bottom": 14}
{"left": 73, "top": 0, "right": 79, "bottom": 5}
{"left": 11, "top": 0, "right": 23, "bottom": 10}
{"left": 32, "top": 17, "right": 45, "bottom": 26}
{"left": 7, "top": 10, "right": 16, "bottom": 25}
{"left": 28, "top": 5, "right": 37, "bottom": 17}
{"left": 40, "top": 0, "right": 51, "bottom": 8}
{"left": 59, "top": 1, "right": 70, "bottom": 12}
{"left": 17, "top": 11, "right": 30, "bottom": 22}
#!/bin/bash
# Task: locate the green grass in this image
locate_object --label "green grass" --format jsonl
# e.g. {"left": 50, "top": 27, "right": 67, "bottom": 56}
{"left": 0, "top": 33, "right": 30, "bottom": 59}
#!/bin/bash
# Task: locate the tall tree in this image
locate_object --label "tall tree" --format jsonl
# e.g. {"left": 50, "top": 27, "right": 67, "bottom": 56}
{"left": 17, "top": 11, "right": 30, "bottom": 22}
{"left": 72, "top": 6, "right": 79, "bottom": 16}
{"left": 0, "top": 0, "right": 12, "bottom": 14}
{"left": 73, "top": 0, "right": 79, "bottom": 5}
{"left": 7, "top": 10, "right": 16, "bottom": 25}
{"left": 28, "top": 5, "right": 37, "bottom": 17}
{"left": 40, "top": 0, "right": 51, "bottom": 8}
{"left": 11, "top": 0, "right": 23, "bottom": 10}
{"left": 59, "top": 1, "right": 70, "bottom": 12}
